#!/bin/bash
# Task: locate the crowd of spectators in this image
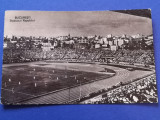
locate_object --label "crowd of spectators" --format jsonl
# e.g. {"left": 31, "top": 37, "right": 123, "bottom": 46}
{"left": 114, "top": 50, "right": 154, "bottom": 65}
{"left": 81, "top": 74, "right": 158, "bottom": 104}
{"left": 3, "top": 47, "right": 155, "bottom": 66}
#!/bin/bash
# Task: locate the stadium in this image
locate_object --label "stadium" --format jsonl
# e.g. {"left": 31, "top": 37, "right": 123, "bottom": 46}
{"left": 1, "top": 10, "right": 158, "bottom": 104}
{"left": 1, "top": 46, "right": 158, "bottom": 104}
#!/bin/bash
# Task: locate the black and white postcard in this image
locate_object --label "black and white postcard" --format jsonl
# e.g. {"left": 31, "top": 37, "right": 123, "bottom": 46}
{"left": 1, "top": 9, "right": 158, "bottom": 105}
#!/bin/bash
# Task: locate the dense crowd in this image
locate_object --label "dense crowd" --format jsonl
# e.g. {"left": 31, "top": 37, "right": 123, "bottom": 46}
{"left": 114, "top": 50, "right": 154, "bottom": 65}
{"left": 3, "top": 47, "right": 155, "bottom": 66}
{"left": 82, "top": 74, "right": 158, "bottom": 104}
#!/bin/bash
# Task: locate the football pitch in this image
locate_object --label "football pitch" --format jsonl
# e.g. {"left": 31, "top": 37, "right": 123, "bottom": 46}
{"left": 1, "top": 62, "right": 115, "bottom": 104}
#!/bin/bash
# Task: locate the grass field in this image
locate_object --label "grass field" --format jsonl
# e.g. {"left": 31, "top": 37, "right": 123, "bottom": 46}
{"left": 1, "top": 63, "right": 115, "bottom": 103}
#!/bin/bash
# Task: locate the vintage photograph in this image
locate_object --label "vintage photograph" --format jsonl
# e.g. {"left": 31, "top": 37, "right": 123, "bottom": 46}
{"left": 1, "top": 9, "right": 158, "bottom": 105}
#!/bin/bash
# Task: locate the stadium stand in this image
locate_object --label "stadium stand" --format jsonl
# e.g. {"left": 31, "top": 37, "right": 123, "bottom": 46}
{"left": 3, "top": 48, "right": 155, "bottom": 66}
{"left": 80, "top": 74, "right": 158, "bottom": 104}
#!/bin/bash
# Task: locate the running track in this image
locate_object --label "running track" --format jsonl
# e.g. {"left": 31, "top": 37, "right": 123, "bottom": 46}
{"left": 16, "top": 62, "right": 153, "bottom": 104}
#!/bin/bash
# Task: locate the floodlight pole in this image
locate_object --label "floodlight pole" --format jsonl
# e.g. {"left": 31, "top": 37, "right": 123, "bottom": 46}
{"left": 79, "top": 70, "right": 82, "bottom": 100}
{"left": 66, "top": 66, "right": 70, "bottom": 103}
{"left": 79, "top": 80, "right": 82, "bottom": 100}
{"left": 69, "top": 84, "right": 70, "bottom": 102}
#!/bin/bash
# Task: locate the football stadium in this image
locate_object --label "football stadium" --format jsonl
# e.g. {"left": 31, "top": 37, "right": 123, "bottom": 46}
{"left": 1, "top": 44, "right": 158, "bottom": 104}
{"left": 1, "top": 10, "right": 158, "bottom": 104}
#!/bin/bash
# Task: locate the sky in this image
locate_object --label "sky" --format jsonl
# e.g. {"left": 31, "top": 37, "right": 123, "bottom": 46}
{"left": 4, "top": 10, "right": 153, "bottom": 37}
